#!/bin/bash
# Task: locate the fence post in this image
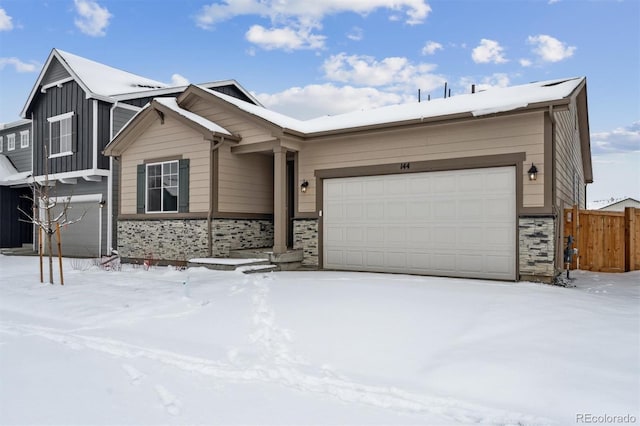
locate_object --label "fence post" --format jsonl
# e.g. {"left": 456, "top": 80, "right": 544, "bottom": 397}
{"left": 572, "top": 204, "right": 579, "bottom": 269}
{"left": 625, "top": 207, "right": 636, "bottom": 271}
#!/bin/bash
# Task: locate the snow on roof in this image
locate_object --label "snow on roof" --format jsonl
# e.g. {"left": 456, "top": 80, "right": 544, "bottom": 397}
{"left": 56, "top": 49, "right": 169, "bottom": 97}
{"left": 200, "top": 77, "right": 584, "bottom": 135}
{"left": 153, "top": 98, "right": 232, "bottom": 136}
{"left": 0, "top": 155, "right": 25, "bottom": 186}
{"left": 0, "top": 119, "right": 31, "bottom": 130}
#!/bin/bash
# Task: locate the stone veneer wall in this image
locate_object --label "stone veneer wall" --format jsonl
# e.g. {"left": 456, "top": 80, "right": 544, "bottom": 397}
{"left": 518, "top": 216, "right": 556, "bottom": 281}
{"left": 293, "top": 219, "right": 319, "bottom": 266}
{"left": 212, "top": 219, "right": 273, "bottom": 257}
{"left": 118, "top": 218, "right": 273, "bottom": 261}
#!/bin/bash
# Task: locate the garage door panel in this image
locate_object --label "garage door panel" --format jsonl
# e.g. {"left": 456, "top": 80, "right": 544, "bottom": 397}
{"left": 323, "top": 166, "right": 516, "bottom": 280}
{"left": 47, "top": 201, "right": 100, "bottom": 257}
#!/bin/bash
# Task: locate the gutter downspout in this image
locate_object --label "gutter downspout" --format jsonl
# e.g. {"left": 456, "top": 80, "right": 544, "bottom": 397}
{"left": 208, "top": 137, "right": 224, "bottom": 257}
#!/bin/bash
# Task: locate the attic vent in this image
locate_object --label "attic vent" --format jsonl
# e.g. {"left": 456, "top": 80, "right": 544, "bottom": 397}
{"left": 134, "top": 84, "right": 164, "bottom": 89}
{"left": 542, "top": 79, "right": 571, "bottom": 87}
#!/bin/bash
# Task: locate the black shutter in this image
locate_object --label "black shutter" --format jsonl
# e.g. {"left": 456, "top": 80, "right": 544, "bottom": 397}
{"left": 137, "top": 164, "right": 145, "bottom": 214}
{"left": 178, "top": 159, "right": 189, "bottom": 213}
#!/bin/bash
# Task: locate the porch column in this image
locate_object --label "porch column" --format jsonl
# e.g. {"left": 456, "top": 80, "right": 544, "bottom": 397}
{"left": 273, "top": 146, "right": 287, "bottom": 254}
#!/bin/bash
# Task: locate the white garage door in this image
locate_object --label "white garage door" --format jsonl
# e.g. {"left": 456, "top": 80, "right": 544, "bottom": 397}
{"left": 323, "top": 166, "right": 516, "bottom": 280}
{"left": 47, "top": 201, "right": 101, "bottom": 257}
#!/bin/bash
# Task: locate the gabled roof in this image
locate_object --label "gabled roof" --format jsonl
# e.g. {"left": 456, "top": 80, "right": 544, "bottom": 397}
{"left": 104, "top": 97, "right": 237, "bottom": 157}
{"left": 194, "top": 77, "right": 586, "bottom": 136}
{"left": 21, "top": 49, "right": 169, "bottom": 117}
{"left": 598, "top": 197, "right": 640, "bottom": 210}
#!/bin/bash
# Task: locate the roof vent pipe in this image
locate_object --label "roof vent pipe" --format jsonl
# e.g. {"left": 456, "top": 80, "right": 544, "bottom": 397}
{"left": 443, "top": 82, "right": 448, "bottom": 98}
{"left": 472, "top": 84, "right": 476, "bottom": 94}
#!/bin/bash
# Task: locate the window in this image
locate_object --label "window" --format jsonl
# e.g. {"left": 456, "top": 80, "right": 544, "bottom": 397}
{"left": 7, "top": 134, "right": 15, "bottom": 151}
{"left": 146, "top": 161, "right": 179, "bottom": 213}
{"left": 137, "top": 159, "right": 189, "bottom": 214}
{"left": 0, "top": 136, "right": 3, "bottom": 153}
{"left": 20, "top": 130, "right": 29, "bottom": 148}
{"left": 47, "top": 112, "right": 74, "bottom": 157}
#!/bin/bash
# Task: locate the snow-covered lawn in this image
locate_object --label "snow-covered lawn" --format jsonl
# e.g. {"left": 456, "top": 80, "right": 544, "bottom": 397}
{"left": 0, "top": 255, "right": 638, "bottom": 425}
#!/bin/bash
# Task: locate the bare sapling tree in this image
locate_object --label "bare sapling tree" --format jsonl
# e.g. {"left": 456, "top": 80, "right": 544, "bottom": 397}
{"left": 18, "top": 146, "right": 86, "bottom": 284}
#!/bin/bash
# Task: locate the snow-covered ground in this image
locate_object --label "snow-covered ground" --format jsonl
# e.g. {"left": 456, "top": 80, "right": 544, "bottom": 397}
{"left": 0, "top": 255, "right": 638, "bottom": 425}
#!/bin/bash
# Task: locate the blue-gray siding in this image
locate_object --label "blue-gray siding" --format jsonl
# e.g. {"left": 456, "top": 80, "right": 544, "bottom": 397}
{"left": 0, "top": 122, "right": 32, "bottom": 172}
{"left": 41, "top": 57, "right": 70, "bottom": 86}
{"left": 112, "top": 107, "right": 138, "bottom": 136}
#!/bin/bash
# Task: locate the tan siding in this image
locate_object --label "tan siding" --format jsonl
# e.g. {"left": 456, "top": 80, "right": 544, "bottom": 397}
{"left": 217, "top": 144, "right": 274, "bottom": 213}
{"left": 188, "top": 98, "right": 275, "bottom": 145}
{"left": 554, "top": 104, "right": 586, "bottom": 211}
{"left": 298, "top": 112, "right": 546, "bottom": 212}
{"left": 120, "top": 117, "right": 211, "bottom": 214}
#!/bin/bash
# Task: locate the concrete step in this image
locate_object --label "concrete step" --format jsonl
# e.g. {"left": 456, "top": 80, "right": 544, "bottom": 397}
{"left": 0, "top": 246, "right": 37, "bottom": 256}
{"left": 187, "top": 257, "right": 272, "bottom": 271}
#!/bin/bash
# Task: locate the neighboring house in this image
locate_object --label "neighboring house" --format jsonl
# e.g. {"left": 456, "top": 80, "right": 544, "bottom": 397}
{"left": 0, "top": 119, "right": 33, "bottom": 248}
{"left": 105, "top": 77, "right": 592, "bottom": 282}
{"left": 598, "top": 197, "right": 640, "bottom": 212}
{"left": 13, "top": 48, "right": 258, "bottom": 257}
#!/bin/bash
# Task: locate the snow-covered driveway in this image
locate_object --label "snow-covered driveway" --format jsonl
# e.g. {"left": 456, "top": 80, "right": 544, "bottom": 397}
{"left": 0, "top": 255, "right": 638, "bottom": 425}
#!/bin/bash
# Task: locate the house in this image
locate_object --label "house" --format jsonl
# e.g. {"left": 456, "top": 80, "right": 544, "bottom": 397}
{"left": 105, "top": 77, "right": 592, "bottom": 282}
{"left": 8, "top": 48, "right": 258, "bottom": 257}
{"left": 596, "top": 197, "right": 640, "bottom": 212}
{"left": 0, "top": 119, "right": 33, "bottom": 248}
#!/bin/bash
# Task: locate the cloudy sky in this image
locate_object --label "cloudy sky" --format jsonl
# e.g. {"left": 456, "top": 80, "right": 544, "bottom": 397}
{"left": 0, "top": 0, "right": 638, "bottom": 205}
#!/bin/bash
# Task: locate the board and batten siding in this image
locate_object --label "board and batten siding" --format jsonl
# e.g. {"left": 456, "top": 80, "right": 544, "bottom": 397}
{"left": 41, "top": 57, "right": 70, "bottom": 86}
{"left": 187, "top": 98, "right": 276, "bottom": 145}
{"left": 32, "top": 80, "right": 93, "bottom": 176}
{"left": 554, "top": 103, "right": 586, "bottom": 210}
{"left": 217, "top": 144, "right": 273, "bottom": 214}
{"left": 119, "top": 116, "right": 211, "bottom": 214}
{"left": 297, "top": 112, "right": 546, "bottom": 213}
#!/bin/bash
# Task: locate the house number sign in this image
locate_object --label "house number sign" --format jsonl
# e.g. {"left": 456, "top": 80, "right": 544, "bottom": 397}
{"left": 400, "top": 162, "right": 411, "bottom": 170}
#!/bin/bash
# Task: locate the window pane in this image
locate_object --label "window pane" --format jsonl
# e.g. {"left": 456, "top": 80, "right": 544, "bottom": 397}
{"left": 163, "top": 188, "right": 177, "bottom": 211}
{"left": 148, "top": 188, "right": 161, "bottom": 212}
{"left": 50, "top": 122, "right": 60, "bottom": 154}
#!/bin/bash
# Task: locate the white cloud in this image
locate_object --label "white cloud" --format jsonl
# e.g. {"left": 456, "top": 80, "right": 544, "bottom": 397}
{"left": 591, "top": 121, "right": 640, "bottom": 155}
{"left": 527, "top": 34, "right": 576, "bottom": 62}
{"left": 421, "top": 41, "right": 443, "bottom": 55}
{"left": 196, "top": 0, "right": 431, "bottom": 29}
{"left": 170, "top": 74, "right": 190, "bottom": 86}
{"left": 471, "top": 39, "right": 508, "bottom": 64}
{"left": 519, "top": 58, "right": 532, "bottom": 67}
{"left": 322, "top": 53, "right": 445, "bottom": 93}
{"left": 246, "top": 24, "right": 326, "bottom": 50}
{"left": 74, "top": 0, "right": 112, "bottom": 37}
{"left": 0, "top": 57, "right": 39, "bottom": 73}
{"left": 347, "top": 26, "right": 364, "bottom": 41}
{"left": 458, "top": 73, "right": 511, "bottom": 93}
{"left": 0, "top": 8, "right": 13, "bottom": 31}
{"left": 254, "top": 84, "right": 408, "bottom": 120}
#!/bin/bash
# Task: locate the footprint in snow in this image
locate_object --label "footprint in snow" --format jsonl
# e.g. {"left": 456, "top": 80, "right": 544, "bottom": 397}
{"left": 155, "top": 384, "right": 181, "bottom": 416}
{"left": 122, "top": 364, "right": 143, "bottom": 385}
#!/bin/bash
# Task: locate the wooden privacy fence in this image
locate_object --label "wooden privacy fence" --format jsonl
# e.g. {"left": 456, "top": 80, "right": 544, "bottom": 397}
{"left": 564, "top": 206, "right": 639, "bottom": 272}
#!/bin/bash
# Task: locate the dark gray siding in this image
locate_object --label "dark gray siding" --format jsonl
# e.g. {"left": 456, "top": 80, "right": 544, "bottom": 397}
{"left": 0, "top": 122, "right": 32, "bottom": 172}
{"left": 41, "top": 58, "right": 70, "bottom": 86}
{"left": 120, "top": 84, "right": 256, "bottom": 108}
{"left": 0, "top": 186, "right": 33, "bottom": 248}
{"left": 113, "top": 107, "right": 138, "bottom": 136}
{"left": 97, "top": 101, "right": 111, "bottom": 169}
{"left": 31, "top": 80, "right": 93, "bottom": 176}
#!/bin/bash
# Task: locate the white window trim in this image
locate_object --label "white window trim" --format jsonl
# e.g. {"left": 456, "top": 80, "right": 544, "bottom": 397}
{"left": 7, "top": 134, "right": 15, "bottom": 151}
{"left": 20, "top": 130, "right": 29, "bottom": 148}
{"left": 145, "top": 160, "right": 179, "bottom": 214}
{"left": 47, "top": 112, "right": 74, "bottom": 158}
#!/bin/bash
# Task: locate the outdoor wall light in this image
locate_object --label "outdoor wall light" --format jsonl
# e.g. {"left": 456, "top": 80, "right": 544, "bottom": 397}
{"left": 528, "top": 163, "right": 538, "bottom": 181}
{"left": 300, "top": 180, "right": 309, "bottom": 193}
{"left": 99, "top": 200, "right": 106, "bottom": 208}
